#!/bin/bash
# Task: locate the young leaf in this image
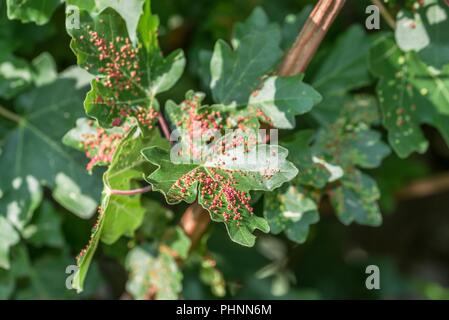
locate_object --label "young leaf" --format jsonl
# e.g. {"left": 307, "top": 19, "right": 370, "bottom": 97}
{"left": 370, "top": 35, "right": 449, "bottom": 158}
{"left": 68, "top": 8, "right": 185, "bottom": 128}
{"left": 395, "top": 0, "right": 449, "bottom": 70}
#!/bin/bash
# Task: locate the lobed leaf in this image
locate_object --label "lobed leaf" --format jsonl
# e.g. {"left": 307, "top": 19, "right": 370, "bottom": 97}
{"left": 370, "top": 35, "right": 449, "bottom": 158}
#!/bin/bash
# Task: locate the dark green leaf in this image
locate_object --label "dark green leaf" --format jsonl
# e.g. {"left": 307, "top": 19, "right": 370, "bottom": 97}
{"left": 370, "top": 35, "right": 449, "bottom": 158}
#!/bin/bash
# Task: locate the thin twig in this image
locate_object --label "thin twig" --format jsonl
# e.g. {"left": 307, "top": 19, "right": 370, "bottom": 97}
{"left": 0, "top": 105, "right": 21, "bottom": 123}
{"left": 397, "top": 172, "right": 449, "bottom": 200}
{"left": 109, "top": 185, "right": 152, "bottom": 196}
{"left": 279, "top": 0, "right": 346, "bottom": 76}
{"left": 158, "top": 113, "right": 172, "bottom": 141}
{"left": 371, "top": 0, "right": 396, "bottom": 29}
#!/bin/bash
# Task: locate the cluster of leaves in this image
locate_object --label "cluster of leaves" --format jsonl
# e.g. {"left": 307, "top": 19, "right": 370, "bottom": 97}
{"left": 1, "top": 0, "right": 448, "bottom": 300}
{"left": 0, "top": 2, "right": 106, "bottom": 298}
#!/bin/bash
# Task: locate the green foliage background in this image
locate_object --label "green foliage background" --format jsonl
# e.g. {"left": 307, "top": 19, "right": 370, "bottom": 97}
{"left": 1, "top": 0, "right": 449, "bottom": 299}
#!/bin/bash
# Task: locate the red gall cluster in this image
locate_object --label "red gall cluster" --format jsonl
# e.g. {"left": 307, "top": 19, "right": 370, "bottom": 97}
{"left": 175, "top": 95, "right": 224, "bottom": 159}
{"left": 76, "top": 207, "right": 104, "bottom": 265}
{"left": 81, "top": 122, "right": 129, "bottom": 171}
{"left": 172, "top": 168, "right": 253, "bottom": 224}
{"left": 87, "top": 31, "right": 140, "bottom": 92}
{"left": 84, "top": 30, "right": 158, "bottom": 129}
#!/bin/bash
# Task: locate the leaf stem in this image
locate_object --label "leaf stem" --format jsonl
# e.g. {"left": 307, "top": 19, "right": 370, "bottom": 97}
{"left": 397, "top": 172, "right": 449, "bottom": 200}
{"left": 279, "top": 0, "right": 346, "bottom": 75}
{"left": 158, "top": 113, "right": 172, "bottom": 141}
{"left": 371, "top": 0, "right": 396, "bottom": 29}
{"left": 0, "top": 105, "right": 21, "bottom": 123}
{"left": 109, "top": 185, "right": 152, "bottom": 196}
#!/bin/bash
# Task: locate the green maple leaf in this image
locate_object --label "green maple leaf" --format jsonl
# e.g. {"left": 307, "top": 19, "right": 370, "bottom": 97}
{"left": 6, "top": 0, "right": 62, "bottom": 25}
{"left": 67, "top": 7, "right": 185, "bottom": 128}
{"left": 310, "top": 25, "right": 373, "bottom": 124}
{"left": 0, "top": 52, "right": 58, "bottom": 99}
{"left": 395, "top": 0, "right": 449, "bottom": 70}
{"left": 0, "top": 69, "right": 101, "bottom": 227}
{"left": 23, "top": 201, "right": 65, "bottom": 248}
{"left": 210, "top": 7, "right": 283, "bottom": 106}
{"left": 313, "top": 95, "right": 390, "bottom": 226}
{"left": 72, "top": 127, "right": 167, "bottom": 292}
{"left": 94, "top": 0, "right": 146, "bottom": 46}
{"left": 370, "top": 35, "right": 449, "bottom": 158}
{"left": 264, "top": 185, "right": 319, "bottom": 244}
{"left": 249, "top": 74, "right": 322, "bottom": 129}
{"left": 330, "top": 170, "right": 382, "bottom": 226}
{"left": 142, "top": 136, "right": 298, "bottom": 247}
{"left": 281, "top": 130, "right": 331, "bottom": 189}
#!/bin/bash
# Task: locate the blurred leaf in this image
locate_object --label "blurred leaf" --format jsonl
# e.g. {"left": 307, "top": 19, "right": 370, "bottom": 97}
{"left": 0, "top": 216, "right": 20, "bottom": 269}
{"left": 311, "top": 26, "right": 372, "bottom": 124}
{"left": 6, "top": 0, "right": 62, "bottom": 25}
{"left": 0, "top": 54, "right": 33, "bottom": 99}
{"left": 163, "top": 226, "right": 191, "bottom": 260}
{"left": 395, "top": 0, "right": 449, "bottom": 70}
{"left": 0, "top": 69, "right": 101, "bottom": 219}
{"left": 264, "top": 185, "right": 319, "bottom": 244}
{"left": 281, "top": 6, "right": 312, "bottom": 50}
{"left": 52, "top": 173, "right": 98, "bottom": 219}
{"left": 139, "top": 198, "right": 173, "bottom": 240}
{"left": 24, "top": 201, "right": 65, "bottom": 248}
{"left": 0, "top": 175, "right": 42, "bottom": 232}
{"left": 370, "top": 35, "right": 449, "bottom": 158}
{"left": 0, "top": 268, "right": 15, "bottom": 299}
{"left": 31, "top": 52, "right": 57, "bottom": 87}
{"left": 126, "top": 245, "right": 182, "bottom": 299}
